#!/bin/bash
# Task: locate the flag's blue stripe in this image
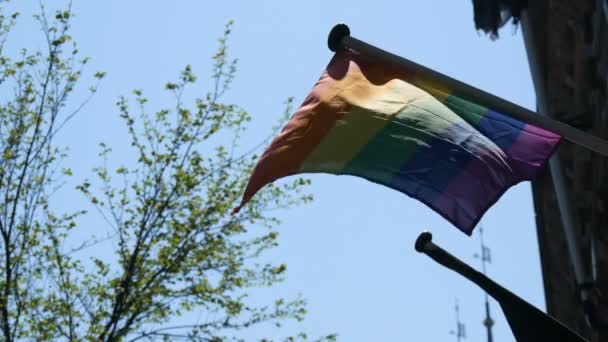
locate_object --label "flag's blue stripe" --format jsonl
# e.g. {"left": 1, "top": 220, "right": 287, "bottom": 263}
{"left": 387, "top": 109, "right": 525, "bottom": 205}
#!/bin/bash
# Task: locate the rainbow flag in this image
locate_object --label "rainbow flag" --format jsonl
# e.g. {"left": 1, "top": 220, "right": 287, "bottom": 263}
{"left": 234, "top": 50, "right": 561, "bottom": 234}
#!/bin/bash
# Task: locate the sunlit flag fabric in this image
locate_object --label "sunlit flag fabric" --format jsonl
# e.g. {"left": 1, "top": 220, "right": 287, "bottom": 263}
{"left": 233, "top": 50, "right": 561, "bottom": 234}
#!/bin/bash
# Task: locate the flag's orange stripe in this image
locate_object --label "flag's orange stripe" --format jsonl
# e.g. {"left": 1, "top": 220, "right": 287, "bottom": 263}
{"left": 235, "top": 53, "right": 399, "bottom": 211}
{"left": 301, "top": 67, "right": 419, "bottom": 173}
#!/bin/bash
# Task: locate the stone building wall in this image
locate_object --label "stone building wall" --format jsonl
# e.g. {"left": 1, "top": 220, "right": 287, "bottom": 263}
{"left": 528, "top": 0, "right": 608, "bottom": 340}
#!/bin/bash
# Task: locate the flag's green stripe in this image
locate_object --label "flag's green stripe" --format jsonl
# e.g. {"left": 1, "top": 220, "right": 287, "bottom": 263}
{"left": 342, "top": 97, "right": 457, "bottom": 185}
{"left": 439, "top": 94, "right": 488, "bottom": 127}
{"left": 299, "top": 107, "right": 389, "bottom": 173}
{"left": 412, "top": 77, "right": 488, "bottom": 128}
{"left": 341, "top": 119, "right": 429, "bottom": 184}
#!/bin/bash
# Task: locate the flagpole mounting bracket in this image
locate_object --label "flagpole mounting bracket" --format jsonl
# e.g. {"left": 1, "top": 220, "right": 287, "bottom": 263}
{"left": 328, "top": 23, "right": 350, "bottom": 52}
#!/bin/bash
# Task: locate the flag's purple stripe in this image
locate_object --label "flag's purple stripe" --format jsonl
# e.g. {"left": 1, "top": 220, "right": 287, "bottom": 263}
{"left": 503, "top": 123, "right": 561, "bottom": 178}
{"left": 386, "top": 108, "right": 560, "bottom": 234}
{"left": 431, "top": 117, "right": 561, "bottom": 234}
{"left": 474, "top": 110, "right": 560, "bottom": 178}
{"left": 385, "top": 119, "right": 514, "bottom": 233}
{"left": 431, "top": 154, "right": 517, "bottom": 235}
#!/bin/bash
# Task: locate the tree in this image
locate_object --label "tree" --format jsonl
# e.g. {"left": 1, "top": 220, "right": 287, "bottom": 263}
{"left": 0, "top": 2, "right": 333, "bottom": 341}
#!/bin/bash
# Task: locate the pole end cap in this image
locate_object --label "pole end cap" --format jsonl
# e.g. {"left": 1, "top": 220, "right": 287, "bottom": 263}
{"left": 328, "top": 23, "right": 350, "bottom": 52}
{"left": 415, "top": 231, "right": 433, "bottom": 253}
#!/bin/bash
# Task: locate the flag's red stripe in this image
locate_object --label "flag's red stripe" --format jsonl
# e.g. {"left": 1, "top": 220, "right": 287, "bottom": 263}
{"left": 233, "top": 79, "right": 345, "bottom": 213}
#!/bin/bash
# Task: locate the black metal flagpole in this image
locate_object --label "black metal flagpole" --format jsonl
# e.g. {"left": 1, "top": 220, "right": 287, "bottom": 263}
{"left": 326, "top": 24, "right": 608, "bottom": 158}
{"left": 415, "top": 232, "right": 588, "bottom": 342}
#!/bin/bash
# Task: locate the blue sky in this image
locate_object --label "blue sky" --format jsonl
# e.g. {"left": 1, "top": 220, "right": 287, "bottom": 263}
{"left": 11, "top": 1, "right": 546, "bottom": 340}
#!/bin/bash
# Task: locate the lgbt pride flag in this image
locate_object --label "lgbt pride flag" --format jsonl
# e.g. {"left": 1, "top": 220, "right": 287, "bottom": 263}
{"left": 233, "top": 50, "right": 561, "bottom": 234}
